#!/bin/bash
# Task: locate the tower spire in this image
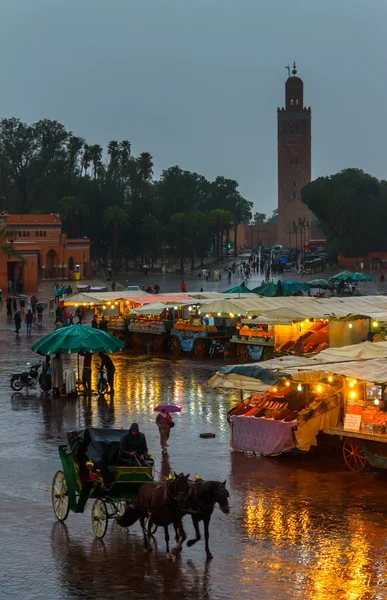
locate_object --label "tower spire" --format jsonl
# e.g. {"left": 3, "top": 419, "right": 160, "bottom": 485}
{"left": 292, "top": 61, "right": 297, "bottom": 76}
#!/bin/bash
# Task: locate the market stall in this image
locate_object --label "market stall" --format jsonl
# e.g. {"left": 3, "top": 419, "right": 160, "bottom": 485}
{"left": 128, "top": 303, "right": 174, "bottom": 353}
{"left": 170, "top": 310, "right": 231, "bottom": 358}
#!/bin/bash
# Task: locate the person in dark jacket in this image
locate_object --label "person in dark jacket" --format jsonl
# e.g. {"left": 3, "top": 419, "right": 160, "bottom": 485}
{"left": 14, "top": 310, "right": 22, "bottom": 335}
{"left": 120, "top": 423, "right": 148, "bottom": 464}
{"left": 99, "top": 315, "right": 108, "bottom": 331}
{"left": 98, "top": 351, "right": 115, "bottom": 394}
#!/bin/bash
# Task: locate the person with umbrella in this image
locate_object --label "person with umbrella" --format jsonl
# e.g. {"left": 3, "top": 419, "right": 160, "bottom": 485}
{"left": 156, "top": 408, "right": 173, "bottom": 454}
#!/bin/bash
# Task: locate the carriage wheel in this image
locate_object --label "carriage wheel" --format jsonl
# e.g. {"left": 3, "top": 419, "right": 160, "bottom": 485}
{"left": 154, "top": 335, "right": 164, "bottom": 353}
{"left": 171, "top": 337, "right": 181, "bottom": 356}
{"left": 237, "top": 345, "right": 249, "bottom": 364}
{"left": 194, "top": 338, "right": 207, "bottom": 358}
{"left": 343, "top": 439, "right": 367, "bottom": 472}
{"left": 132, "top": 334, "right": 142, "bottom": 352}
{"left": 91, "top": 499, "right": 108, "bottom": 538}
{"left": 144, "top": 516, "right": 158, "bottom": 535}
{"left": 52, "top": 470, "right": 70, "bottom": 522}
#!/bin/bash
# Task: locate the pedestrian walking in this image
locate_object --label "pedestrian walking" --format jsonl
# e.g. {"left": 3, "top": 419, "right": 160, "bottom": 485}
{"left": 37, "top": 304, "right": 43, "bottom": 325}
{"left": 19, "top": 293, "right": 26, "bottom": 314}
{"left": 51, "top": 353, "right": 64, "bottom": 396}
{"left": 6, "top": 296, "right": 12, "bottom": 318}
{"left": 180, "top": 280, "right": 187, "bottom": 292}
{"left": 111, "top": 281, "right": 116, "bottom": 292}
{"left": 156, "top": 409, "right": 173, "bottom": 454}
{"left": 25, "top": 309, "right": 33, "bottom": 335}
{"left": 12, "top": 296, "right": 17, "bottom": 313}
{"left": 14, "top": 310, "right": 21, "bottom": 335}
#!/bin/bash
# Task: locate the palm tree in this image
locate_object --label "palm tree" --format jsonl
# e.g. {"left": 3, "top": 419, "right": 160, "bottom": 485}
{"left": 107, "top": 140, "right": 119, "bottom": 179}
{"left": 103, "top": 205, "right": 129, "bottom": 271}
{"left": 89, "top": 144, "right": 103, "bottom": 180}
{"left": 81, "top": 144, "right": 91, "bottom": 177}
{"left": 0, "top": 227, "right": 25, "bottom": 262}
{"left": 137, "top": 152, "right": 154, "bottom": 183}
{"left": 59, "top": 196, "right": 88, "bottom": 237}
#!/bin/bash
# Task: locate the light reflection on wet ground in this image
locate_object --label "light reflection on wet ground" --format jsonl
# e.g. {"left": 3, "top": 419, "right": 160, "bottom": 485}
{"left": 1, "top": 317, "right": 387, "bottom": 598}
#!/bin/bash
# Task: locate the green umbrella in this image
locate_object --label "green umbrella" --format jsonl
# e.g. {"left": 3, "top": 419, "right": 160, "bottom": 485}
{"left": 306, "top": 279, "right": 331, "bottom": 290}
{"left": 222, "top": 284, "right": 252, "bottom": 294}
{"left": 252, "top": 281, "right": 284, "bottom": 297}
{"left": 329, "top": 271, "right": 353, "bottom": 282}
{"left": 351, "top": 272, "right": 375, "bottom": 282}
{"left": 31, "top": 325, "right": 124, "bottom": 356}
{"left": 281, "top": 280, "right": 309, "bottom": 294}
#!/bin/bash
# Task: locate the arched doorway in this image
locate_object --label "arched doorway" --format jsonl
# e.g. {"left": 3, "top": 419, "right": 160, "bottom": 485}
{"left": 68, "top": 256, "right": 74, "bottom": 272}
{"left": 46, "top": 249, "right": 59, "bottom": 279}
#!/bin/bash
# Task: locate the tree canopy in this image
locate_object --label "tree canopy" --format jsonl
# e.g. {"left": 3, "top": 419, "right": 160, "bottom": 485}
{"left": 0, "top": 117, "right": 253, "bottom": 268}
{"left": 302, "top": 168, "right": 387, "bottom": 256}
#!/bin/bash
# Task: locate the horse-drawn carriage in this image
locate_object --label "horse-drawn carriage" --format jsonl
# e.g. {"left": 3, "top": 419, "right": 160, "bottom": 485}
{"left": 51, "top": 428, "right": 154, "bottom": 538}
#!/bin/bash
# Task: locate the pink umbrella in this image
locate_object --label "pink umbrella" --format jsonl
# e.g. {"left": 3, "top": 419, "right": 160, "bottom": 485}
{"left": 154, "top": 404, "right": 181, "bottom": 413}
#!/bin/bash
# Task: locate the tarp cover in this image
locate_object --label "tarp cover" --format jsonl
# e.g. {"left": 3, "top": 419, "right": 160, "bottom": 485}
{"left": 230, "top": 415, "right": 295, "bottom": 455}
{"left": 68, "top": 427, "right": 125, "bottom": 464}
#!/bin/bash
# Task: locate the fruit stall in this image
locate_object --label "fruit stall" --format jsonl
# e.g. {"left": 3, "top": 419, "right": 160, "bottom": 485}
{"left": 170, "top": 317, "right": 231, "bottom": 358}
{"left": 127, "top": 303, "right": 174, "bottom": 353}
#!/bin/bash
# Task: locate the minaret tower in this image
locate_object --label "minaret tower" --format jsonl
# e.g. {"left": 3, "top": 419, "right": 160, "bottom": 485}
{"left": 277, "top": 62, "right": 312, "bottom": 247}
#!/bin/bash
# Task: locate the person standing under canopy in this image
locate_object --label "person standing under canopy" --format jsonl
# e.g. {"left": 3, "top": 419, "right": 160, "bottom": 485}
{"left": 98, "top": 351, "right": 115, "bottom": 395}
{"left": 51, "top": 353, "right": 64, "bottom": 396}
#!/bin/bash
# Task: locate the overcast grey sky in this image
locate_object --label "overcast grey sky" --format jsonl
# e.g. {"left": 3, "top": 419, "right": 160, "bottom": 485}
{"left": 0, "top": 0, "right": 386, "bottom": 214}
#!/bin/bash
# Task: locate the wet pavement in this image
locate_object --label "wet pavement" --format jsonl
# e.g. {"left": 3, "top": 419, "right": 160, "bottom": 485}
{"left": 1, "top": 290, "right": 387, "bottom": 599}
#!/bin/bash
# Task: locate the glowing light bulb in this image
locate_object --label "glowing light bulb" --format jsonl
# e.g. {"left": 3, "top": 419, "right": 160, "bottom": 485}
{"left": 229, "top": 313, "right": 234, "bottom": 318}
{"left": 297, "top": 384, "right": 302, "bottom": 392}
{"left": 373, "top": 321, "right": 378, "bottom": 327}
{"left": 188, "top": 306, "right": 192, "bottom": 311}
{"left": 328, "top": 376, "right": 333, "bottom": 382}
{"left": 217, "top": 312, "right": 221, "bottom": 316}
{"left": 349, "top": 382, "right": 354, "bottom": 388}
{"left": 272, "top": 387, "right": 277, "bottom": 393}
{"left": 348, "top": 323, "right": 353, "bottom": 328}
{"left": 350, "top": 390, "right": 356, "bottom": 399}
{"left": 285, "top": 381, "right": 290, "bottom": 387}
{"left": 317, "top": 385, "right": 322, "bottom": 393}
{"left": 374, "top": 399, "right": 380, "bottom": 406}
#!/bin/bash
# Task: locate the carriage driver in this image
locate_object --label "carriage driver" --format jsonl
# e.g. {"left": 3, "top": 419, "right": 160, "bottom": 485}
{"left": 120, "top": 423, "right": 149, "bottom": 465}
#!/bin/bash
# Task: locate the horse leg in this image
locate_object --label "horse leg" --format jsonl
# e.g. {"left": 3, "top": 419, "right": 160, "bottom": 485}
{"left": 203, "top": 517, "right": 213, "bottom": 561}
{"left": 171, "top": 520, "right": 186, "bottom": 555}
{"left": 164, "top": 525, "right": 172, "bottom": 560}
{"left": 187, "top": 516, "right": 201, "bottom": 547}
{"left": 140, "top": 513, "right": 151, "bottom": 552}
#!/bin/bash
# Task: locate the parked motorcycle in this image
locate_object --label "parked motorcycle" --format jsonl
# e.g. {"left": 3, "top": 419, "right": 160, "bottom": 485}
{"left": 10, "top": 362, "right": 42, "bottom": 392}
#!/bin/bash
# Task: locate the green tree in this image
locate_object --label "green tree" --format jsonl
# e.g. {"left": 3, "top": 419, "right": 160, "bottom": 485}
{"left": 253, "top": 212, "right": 266, "bottom": 225}
{"left": 302, "top": 168, "right": 385, "bottom": 256}
{"left": 265, "top": 209, "right": 278, "bottom": 225}
{"left": 103, "top": 205, "right": 129, "bottom": 270}
{"left": 59, "top": 195, "right": 88, "bottom": 237}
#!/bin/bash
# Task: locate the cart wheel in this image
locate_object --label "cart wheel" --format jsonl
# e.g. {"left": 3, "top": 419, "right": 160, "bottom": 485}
{"left": 132, "top": 334, "right": 142, "bottom": 352}
{"left": 171, "top": 337, "right": 181, "bottom": 356}
{"left": 97, "top": 380, "right": 109, "bottom": 395}
{"left": 155, "top": 335, "right": 164, "bottom": 353}
{"left": 92, "top": 499, "right": 108, "bottom": 538}
{"left": 343, "top": 438, "right": 367, "bottom": 472}
{"left": 52, "top": 470, "right": 70, "bottom": 522}
{"left": 194, "top": 338, "right": 207, "bottom": 358}
{"left": 144, "top": 516, "right": 158, "bottom": 535}
{"left": 237, "top": 345, "right": 249, "bottom": 364}
{"left": 115, "top": 501, "right": 127, "bottom": 517}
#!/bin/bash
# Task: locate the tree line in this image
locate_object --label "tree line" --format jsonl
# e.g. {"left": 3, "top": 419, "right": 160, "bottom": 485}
{"left": 302, "top": 168, "right": 387, "bottom": 257}
{"left": 0, "top": 117, "right": 254, "bottom": 271}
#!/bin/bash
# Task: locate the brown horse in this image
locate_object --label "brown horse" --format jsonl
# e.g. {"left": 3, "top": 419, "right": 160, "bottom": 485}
{"left": 136, "top": 472, "right": 191, "bottom": 559}
{"left": 186, "top": 479, "right": 230, "bottom": 560}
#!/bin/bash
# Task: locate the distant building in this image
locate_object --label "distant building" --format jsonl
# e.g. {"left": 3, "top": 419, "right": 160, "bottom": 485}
{"left": 0, "top": 212, "right": 90, "bottom": 293}
{"left": 277, "top": 63, "right": 313, "bottom": 247}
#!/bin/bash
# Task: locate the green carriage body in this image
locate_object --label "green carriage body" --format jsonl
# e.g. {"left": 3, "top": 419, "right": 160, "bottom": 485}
{"left": 52, "top": 428, "right": 154, "bottom": 537}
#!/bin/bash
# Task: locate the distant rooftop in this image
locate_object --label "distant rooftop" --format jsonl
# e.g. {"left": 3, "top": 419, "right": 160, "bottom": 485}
{"left": 1, "top": 211, "right": 61, "bottom": 225}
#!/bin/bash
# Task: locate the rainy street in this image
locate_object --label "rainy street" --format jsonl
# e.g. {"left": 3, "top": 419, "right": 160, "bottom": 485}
{"left": 2, "top": 302, "right": 387, "bottom": 600}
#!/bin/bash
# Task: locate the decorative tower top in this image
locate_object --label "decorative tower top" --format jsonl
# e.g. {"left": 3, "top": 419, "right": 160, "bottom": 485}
{"left": 285, "top": 62, "right": 303, "bottom": 111}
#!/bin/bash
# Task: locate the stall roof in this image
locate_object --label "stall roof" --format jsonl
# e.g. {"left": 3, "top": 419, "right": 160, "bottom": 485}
{"left": 287, "top": 358, "right": 387, "bottom": 384}
{"left": 65, "top": 292, "right": 195, "bottom": 307}
{"left": 312, "top": 340, "right": 387, "bottom": 362}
